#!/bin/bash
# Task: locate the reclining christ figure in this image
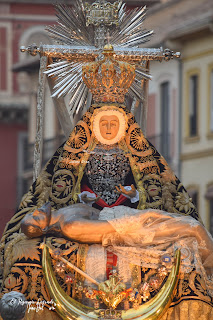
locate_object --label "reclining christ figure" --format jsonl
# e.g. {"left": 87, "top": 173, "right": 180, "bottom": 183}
{"left": 1, "top": 102, "right": 213, "bottom": 320}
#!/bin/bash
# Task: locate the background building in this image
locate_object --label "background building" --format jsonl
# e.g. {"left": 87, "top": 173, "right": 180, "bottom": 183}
{"left": 0, "top": 1, "right": 57, "bottom": 234}
{"left": 143, "top": 0, "right": 213, "bottom": 229}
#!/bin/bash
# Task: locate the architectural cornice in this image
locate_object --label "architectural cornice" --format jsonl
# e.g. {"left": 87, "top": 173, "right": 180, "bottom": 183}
{"left": 181, "top": 148, "right": 213, "bottom": 161}
{"left": 0, "top": 103, "right": 28, "bottom": 124}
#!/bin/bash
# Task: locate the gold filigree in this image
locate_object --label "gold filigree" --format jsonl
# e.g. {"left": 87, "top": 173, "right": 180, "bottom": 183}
{"left": 126, "top": 123, "right": 151, "bottom": 157}
{"left": 3, "top": 233, "right": 30, "bottom": 279}
{"left": 59, "top": 153, "right": 82, "bottom": 169}
{"left": 77, "top": 244, "right": 89, "bottom": 283}
{"left": 65, "top": 121, "right": 91, "bottom": 153}
{"left": 25, "top": 266, "right": 43, "bottom": 300}
{"left": 162, "top": 181, "right": 176, "bottom": 212}
{"left": 136, "top": 161, "right": 159, "bottom": 173}
{"left": 35, "top": 170, "right": 52, "bottom": 207}
{"left": 189, "top": 271, "right": 212, "bottom": 302}
{"left": 159, "top": 156, "right": 177, "bottom": 183}
{"left": 19, "top": 187, "right": 34, "bottom": 209}
{"left": 82, "top": 45, "right": 135, "bottom": 103}
{"left": 10, "top": 238, "right": 40, "bottom": 262}
{"left": 41, "top": 277, "right": 51, "bottom": 302}
{"left": 2, "top": 266, "right": 29, "bottom": 296}
{"left": 98, "top": 275, "right": 126, "bottom": 309}
{"left": 50, "top": 169, "right": 76, "bottom": 204}
{"left": 131, "top": 130, "right": 147, "bottom": 150}
{"left": 130, "top": 264, "right": 141, "bottom": 288}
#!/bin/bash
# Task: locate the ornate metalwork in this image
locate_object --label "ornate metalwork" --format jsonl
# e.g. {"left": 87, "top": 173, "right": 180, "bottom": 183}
{"left": 20, "top": 43, "right": 180, "bottom": 63}
{"left": 20, "top": 0, "right": 181, "bottom": 126}
{"left": 82, "top": 44, "right": 136, "bottom": 103}
{"left": 42, "top": 244, "right": 181, "bottom": 320}
{"left": 85, "top": 145, "right": 131, "bottom": 205}
{"left": 33, "top": 55, "right": 48, "bottom": 181}
{"left": 85, "top": 1, "right": 120, "bottom": 27}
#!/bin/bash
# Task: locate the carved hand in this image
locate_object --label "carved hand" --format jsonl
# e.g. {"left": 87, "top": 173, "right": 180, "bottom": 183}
{"left": 81, "top": 193, "right": 100, "bottom": 203}
{"left": 115, "top": 184, "right": 136, "bottom": 198}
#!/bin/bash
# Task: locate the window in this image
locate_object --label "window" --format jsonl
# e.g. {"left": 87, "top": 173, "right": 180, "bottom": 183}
{"left": 210, "top": 69, "right": 213, "bottom": 133}
{"left": 205, "top": 184, "right": 213, "bottom": 236}
{"left": 188, "top": 188, "right": 198, "bottom": 211}
{"left": 160, "top": 81, "right": 170, "bottom": 162}
{"left": 189, "top": 75, "right": 198, "bottom": 137}
{"left": 210, "top": 199, "right": 213, "bottom": 236}
{"left": 0, "top": 26, "right": 8, "bottom": 92}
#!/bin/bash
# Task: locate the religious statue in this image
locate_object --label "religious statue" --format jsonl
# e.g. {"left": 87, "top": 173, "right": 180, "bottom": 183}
{"left": 0, "top": 1, "right": 213, "bottom": 320}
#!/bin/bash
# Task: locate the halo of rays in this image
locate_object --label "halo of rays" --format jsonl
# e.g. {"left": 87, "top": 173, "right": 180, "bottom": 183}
{"left": 46, "top": 1, "right": 94, "bottom": 46}
{"left": 45, "top": 1, "right": 153, "bottom": 115}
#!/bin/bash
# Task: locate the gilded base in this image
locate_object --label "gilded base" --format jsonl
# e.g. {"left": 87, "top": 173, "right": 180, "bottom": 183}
{"left": 0, "top": 300, "right": 211, "bottom": 320}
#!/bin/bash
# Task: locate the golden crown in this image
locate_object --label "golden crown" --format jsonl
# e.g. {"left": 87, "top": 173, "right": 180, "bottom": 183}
{"left": 82, "top": 44, "right": 135, "bottom": 104}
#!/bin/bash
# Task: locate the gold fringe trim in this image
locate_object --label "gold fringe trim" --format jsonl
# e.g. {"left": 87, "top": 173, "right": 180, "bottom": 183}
{"left": 161, "top": 299, "right": 213, "bottom": 320}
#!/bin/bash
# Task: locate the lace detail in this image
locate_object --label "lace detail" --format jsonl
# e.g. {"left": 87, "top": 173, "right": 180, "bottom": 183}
{"left": 85, "top": 244, "right": 106, "bottom": 287}
{"left": 98, "top": 206, "right": 213, "bottom": 296}
{"left": 78, "top": 191, "right": 96, "bottom": 206}
{"left": 123, "top": 186, "right": 139, "bottom": 203}
{"left": 85, "top": 244, "right": 133, "bottom": 287}
{"left": 116, "top": 253, "right": 132, "bottom": 286}
{"left": 99, "top": 205, "right": 139, "bottom": 221}
{"left": 85, "top": 145, "right": 131, "bottom": 205}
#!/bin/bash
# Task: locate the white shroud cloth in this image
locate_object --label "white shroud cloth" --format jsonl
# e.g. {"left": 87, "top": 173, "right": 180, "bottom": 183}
{"left": 85, "top": 206, "right": 213, "bottom": 296}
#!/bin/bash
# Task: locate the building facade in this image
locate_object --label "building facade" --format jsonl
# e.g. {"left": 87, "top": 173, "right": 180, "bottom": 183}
{"left": 143, "top": 0, "right": 213, "bottom": 229}
{"left": 0, "top": 1, "right": 58, "bottom": 235}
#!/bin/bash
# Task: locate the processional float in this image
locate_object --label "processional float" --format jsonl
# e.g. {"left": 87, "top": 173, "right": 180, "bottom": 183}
{"left": 1, "top": 1, "right": 182, "bottom": 320}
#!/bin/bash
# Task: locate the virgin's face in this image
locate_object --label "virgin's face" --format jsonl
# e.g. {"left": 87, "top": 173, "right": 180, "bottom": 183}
{"left": 99, "top": 115, "right": 119, "bottom": 140}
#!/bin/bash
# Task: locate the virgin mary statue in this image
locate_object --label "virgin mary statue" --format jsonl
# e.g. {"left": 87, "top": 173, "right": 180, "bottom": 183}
{"left": 0, "top": 42, "right": 213, "bottom": 320}
{"left": 0, "top": 3, "right": 213, "bottom": 320}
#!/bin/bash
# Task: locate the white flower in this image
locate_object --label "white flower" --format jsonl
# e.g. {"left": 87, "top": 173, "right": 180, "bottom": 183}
{"left": 175, "top": 190, "right": 194, "bottom": 212}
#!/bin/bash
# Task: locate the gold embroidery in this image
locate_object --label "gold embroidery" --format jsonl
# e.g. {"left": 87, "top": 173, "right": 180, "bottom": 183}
{"left": 130, "top": 264, "right": 141, "bottom": 288}
{"left": 162, "top": 181, "right": 177, "bottom": 212}
{"left": 19, "top": 187, "right": 34, "bottom": 209}
{"left": 175, "top": 189, "right": 195, "bottom": 213}
{"left": 34, "top": 170, "right": 52, "bottom": 207}
{"left": 161, "top": 300, "right": 213, "bottom": 320}
{"left": 2, "top": 266, "right": 28, "bottom": 296}
{"left": 64, "top": 120, "right": 91, "bottom": 153}
{"left": 159, "top": 156, "right": 177, "bottom": 183}
{"left": 126, "top": 123, "right": 150, "bottom": 157}
{"left": 50, "top": 169, "right": 76, "bottom": 204}
{"left": 189, "top": 271, "right": 211, "bottom": 302}
{"left": 3, "top": 233, "right": 38, "bottom": 280}
{"left": 25, "top": 266, "right": 43, "bottom": 300}
{"left": 77, "top": 244, "right": 89, "bottom": 283}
